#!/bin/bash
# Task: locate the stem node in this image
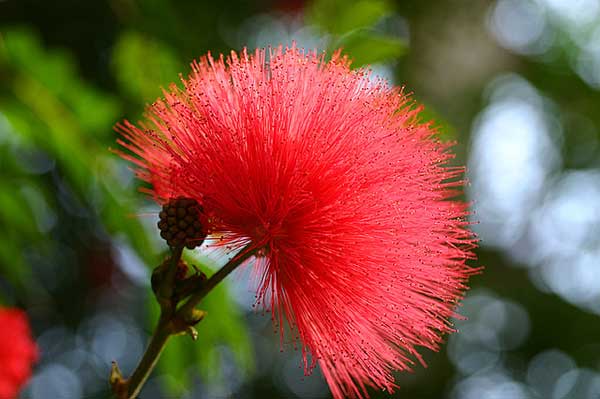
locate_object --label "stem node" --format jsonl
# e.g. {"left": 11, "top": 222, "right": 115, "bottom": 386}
{"left": 110, "top": 245, "right": 255, "bottom": 399}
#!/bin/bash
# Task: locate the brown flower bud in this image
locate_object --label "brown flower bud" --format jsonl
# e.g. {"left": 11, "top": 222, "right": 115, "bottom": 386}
{"left": 157, "top": 197, "right": 208, "bottom": 248}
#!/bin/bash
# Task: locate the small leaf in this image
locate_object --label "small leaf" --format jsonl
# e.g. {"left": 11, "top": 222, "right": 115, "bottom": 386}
{"left": 192, "top": 278, "right": 254, "bottom": 384}
{"left": 0, "top": 235, "right": 30, "bottom": 284}
{"left": 337, "top": 31, "right": 407, "bottom": 67}
{"left": 2, "top": 28, "right": 119, "bottom": 135}
{"left": 309, "top": 0, "right": 391, "bottom": 35}
{"left": 415, "top": 102, "right": 457, "bottom": 141}
{"left": 0, "top": 186, "right": 37, "bottom": 233}
{"left": 112, "top": 32, "right": 183, "bottom": 103}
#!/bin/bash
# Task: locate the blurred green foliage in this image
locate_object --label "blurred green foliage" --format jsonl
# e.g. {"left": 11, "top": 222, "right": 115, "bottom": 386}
{"left": 0, "top": 24, "right": 254, "bottom": 392}
{"left": 112, "top": 31, "right": 183, "bottom": 104}
{"left": 0, "top": 29, "right": 155, "bottom": 278}
{"left": 309, "top": 0, "right": 407, "bottom": 66}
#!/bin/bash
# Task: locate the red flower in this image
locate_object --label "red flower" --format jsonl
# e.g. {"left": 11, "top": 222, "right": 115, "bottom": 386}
{"left": 116, "top": 46, "right": 477, "bottom": 398}
{"left": 0, "top": 307, "right": 38, "bottom": 399}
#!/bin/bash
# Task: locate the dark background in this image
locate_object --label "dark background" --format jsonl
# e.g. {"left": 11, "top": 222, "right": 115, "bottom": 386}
{"left": 1, "top": 0, "right": 600, "bottom": 398}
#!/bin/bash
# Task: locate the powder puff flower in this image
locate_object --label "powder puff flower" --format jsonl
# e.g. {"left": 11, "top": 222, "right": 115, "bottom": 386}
{"left": 0, "top": 307, "right": 38, "bottom": 399}
{"left": 116, "top": 46, "right": 477, "bottom": 398}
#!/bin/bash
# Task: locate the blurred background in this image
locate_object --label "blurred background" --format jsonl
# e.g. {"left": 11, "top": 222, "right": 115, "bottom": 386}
{"left": 1, "top": 0, "right": 599, "bottom": 398}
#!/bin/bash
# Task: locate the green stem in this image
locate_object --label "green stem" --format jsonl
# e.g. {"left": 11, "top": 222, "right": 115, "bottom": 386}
{"left": 111, "top": 244, "right": 256, "bottom": 399}
{"left": 176, "top": 247, "right": 256, "bottom": 320}
{"left": 125, "top": 318, "right": 172, "bottom": 399}
{"left": 116, "top": 245, "right": 184, "bottom": 399}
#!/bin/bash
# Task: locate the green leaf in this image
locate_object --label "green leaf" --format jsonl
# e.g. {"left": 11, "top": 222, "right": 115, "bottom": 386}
{"left": 0, "top": 28, "right": 156, "bottom": 289}
{"left": 415, "top": 102, "right": 457, "bottom": 141}
{"left": 306, "top": 0, "right": 407, "bottom": 67}
{"left": 0, "top": 186, "right": 37, "bottom": 234}
{"left": 0, "top": 235, "right": 30, "bottom": 284}
{"left": 1, "top": 28, "right": 120, "bottom": 136}
{"left": 192, "top": 276, "right": 254, "bottom": 384}
{"left": 94, "top": 157, "right": 158, "bottom": 266}
{"left": 308, "top": 0, "right": 391, "bottom": 35}
{"left": 0, "top": 186, "right": 37, "bottom": 284}
{"left": 11, "top": 75, "right": 92, "bottom": 189}
{"left": 112, "top": 32, "right": 183, "bottom": 103}
{"left": 186, "top": 253, "right": 254, "bottom": 383}
{"left": 336, "top": 31, "right": 407, "bottom": 67}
